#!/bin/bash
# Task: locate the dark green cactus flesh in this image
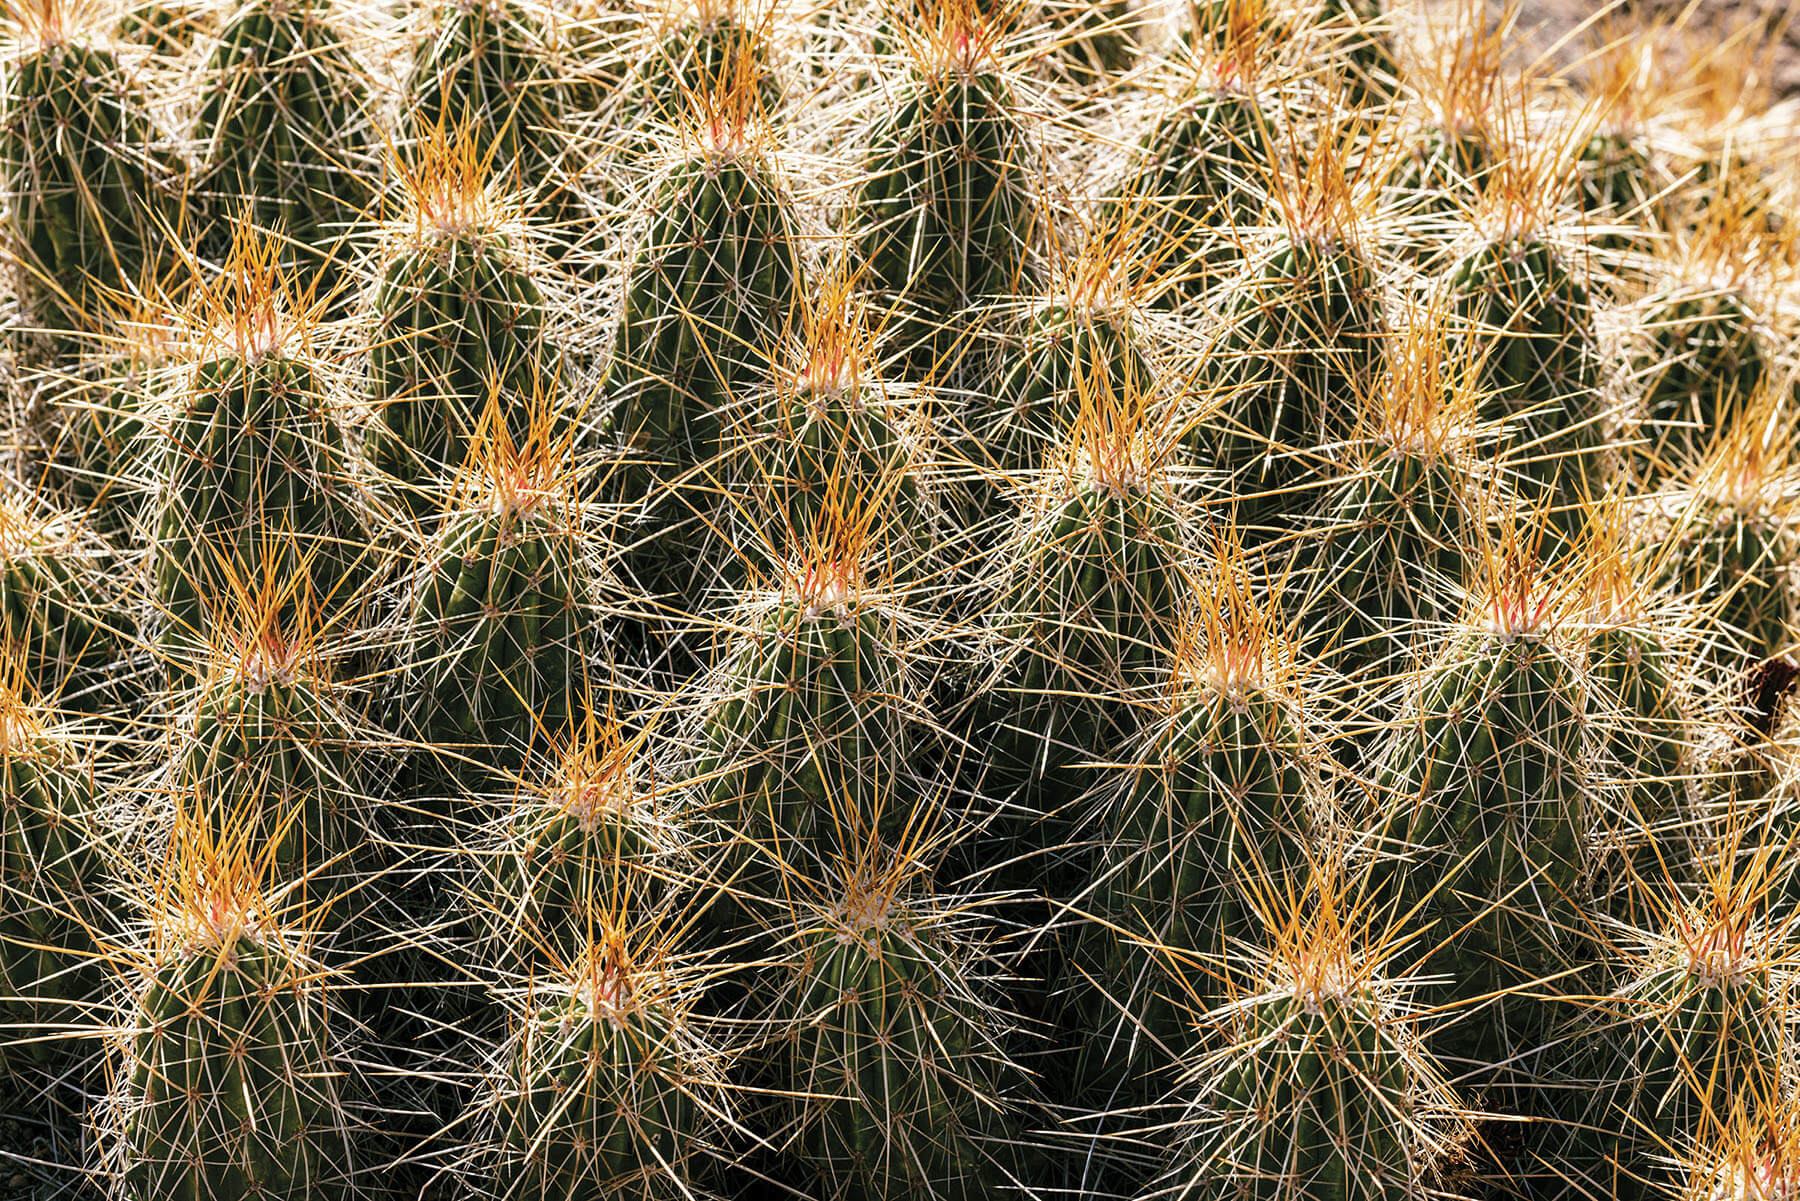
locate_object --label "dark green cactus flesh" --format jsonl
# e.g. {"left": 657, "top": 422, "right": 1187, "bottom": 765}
{"left": 989, "top": 476, "right": 1187, "bottom": 812}
{"left": 192, "top": 0, "right": 376, "bottom": 255}
{"left": 176, "top": 666, "right": 361, "bottom": 882}
{"left": 1099, "top": 686, "right": 1313, "bottom": 980}
{"left": 1446, "top": 237, "right": 1603, "bottom": 507}
{"left": 1079, "top": 679, "right": 1315, "bottom": 1091}
{"left": 0, "top": 509, "right": 132, "bottom": 705}
{"left": 1315, "top": 449, "right": 1477, "bottom": 673}
{"left": 500, "top": 972, "right": 705, "bottom": 1200}
{"left": 152, "top": 356, "right": 366, "bottom": 652}
{"left": 856, "top": 60, "right": 1035, "bottom": 368}
{"left": 1573, "top": 945, "right": 1783, "bottom": 1201}
{"left": 1, "top": 35, "right": 173, "bottom": 332}
{"left": 1119, "top": 83, "right": 1275, "bottom": 252}
{"left": 1191, "top": 989, "right": 1428, "bottom": 1201}
{"left": 1374, "top": 631, "right": 1588, "bottom": 1062}
{"left": 1673, "top": 498, "right": 1794, "bottom": 665}
{"left": 499, "top": 770, "right": 675, "bottom": 967}
{"left": 405, "top": 0, "right": 567, "bottom": 181}
{"left": 122, "top": 936, "right": 346, "bottom": 1201}
{"left": 612, "top": 150, "right": 803, "bottom": 479}
{"left": 784, "top": 900, "right": 1006, "bottom": 1201}
{"left": 985, "top": 302, "right": 1154, "bottom": 483}
{"left": 0, "top": 719, "right": 104, "bottom": 1061}
{"left": 1589, "top": 624, "right": 1689, "bottom": 910}
{"left": 402, "top": 494, "right": 603, "bottom": 775}
{"left": 691, "top": 589, "right": 913, "bottom": 872}
{"left": 367, "top": 232, "right": 546, "bottom": 495}
{"left": 1636, "top": 289, "right": 1765, "bottom": 444}
{"left": 739, "top": 341, "right": 929, "bottom": 560}
{"left": 1212, "top": 236, "right": 1385, "bottom": 520}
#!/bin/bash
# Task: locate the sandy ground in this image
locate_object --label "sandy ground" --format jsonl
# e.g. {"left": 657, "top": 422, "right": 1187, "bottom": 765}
{"left": 1401, "top": 0, "right": 1800, "bottom": 95}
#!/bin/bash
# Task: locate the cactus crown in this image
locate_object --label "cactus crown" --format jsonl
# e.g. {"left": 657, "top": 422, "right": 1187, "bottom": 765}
{"left": 455, "top": 379, "right": 579, "bottom": 518}
{"left": 545, "top": 702, "right": 652, "bottom": 834}
{"left": 1267, "top": 123, "right": 1376, "bottom": 254}
{"left": 149, "top": 797, "right": 286, "bottom": 958}
{"left": 0, "top": 653, "right": 48, "bottom": 754}
{"left": 898, "top": 0, "right": 1004, "bottom": 80}
{"left": 184, "top": 222, "right": 321, "bottom": 364}
{"left": 1469, "top": 103, "right": 1587, "bottom": 244}
{"left": 195, "top": 549, "right": 330, "bottom": 693}
{"left": 779, "top": 486, "right": 878, "bottom": 617}
{"left": 1055, "top": 362, "right": 1170, "bottom": 499}
{"left": 788, "top": 264, "right": 873, "bottom": 408}
{"left": 683, "top": 26, "right": 773, "bottom": 159}
{"left": 397, "top": 118, "right": 510, "bottom": 242}
{"left": 1359, "top": 301, "right": 1480, "bottom": 462}
{"left": 1177, "top": 527, "right": 1294, "bottom": 702}
{"left": 1199, "top": 0, "right": 1276, "bottom": 91}
{"left": 4, "top": 0, "right": 100, "bottom": 47}
{"left": 1690, "top": 399, "right": 1798, "bottom": 518}
{"left": 1576, "top": 496, "right": 1669, "bottom": 629}
{"left": 1260, "top": 865, "right": 1387, "bottom": 1012}
{"left": 1415, "top": 4, "right": 1507, "bottom": 140}
{"left": 1583, "top": 17, "right": 1661, "bottom": 138}
{"left": 1659, "top": 833, "right": 1787, "bottom": 988}
{"left": 557, "top": 921, "right": 680, "bottom": 1029}
{"left": 0, "top": 494, "right": 68, "bottom": 562}
{"left": 1687, "top": 1099, "right": 1800, "bottom": 1201}
{"left": 1665, "top": 176, "right": 1785, "bottom": 295}
{"left": 1468, "top": 519, "right": 1571, "bottom": 640}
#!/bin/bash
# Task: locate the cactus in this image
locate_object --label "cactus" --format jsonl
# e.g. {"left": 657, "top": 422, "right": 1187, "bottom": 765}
{"left": 1635, "top": 195, "right": 1772, "bottom": 457}
{"left": 780, "top": 858, "right": 1017, "bottom": 1201}
{"left": 116, "top": 0, "right": 215, "bottom": 56}
{"left": 1664, "top": 413, "right": 1797, "bottom": 670}
{"left": 1569, "top": 850, "right": 1787, "bottom": 1201}
{"left": 686, "top": 525, "right": 917, "bottom": 880}
{"left": 1389, "top": 20, "right": 1505, "bottom": 215}
{"left": 1443, "top": 161, "right": 1604, "bottom": 512}
{"left": 1579, "top": 505, "right": 1696, "bottom": 919}
{"left": 494, "top": 932, "right": 718, "bottom": 1201}
{"left": 365, "top": 125, "right": 547, "bottom": 504}
{"left": 150, "top": 230, "right": 371, "bottom": 653}
{"left": 191, "top": 0, "right": 377, "bottom": 261}
{"left": 1310, "top": 313, "right": 1483, "bottom": 677}
{"left": 738, "top": 272, "right": 933, "bottom": 564}
{"left": 983, "top": 388, "right": 1190, "bottom": 821}
{"left": 981, "top": 227, "right": 1158, "bottom": 491}
{"left": 1081, "top": 535, "right": 1319, "bottom": 1084}
{"left": 172, "top": 571, "right": 363, "bottom": 888}
{"left": 1370, "top": 532, "right": 1591, "bottom": 1066}
{"left": 1317, "top": 0, "right": 1398, "bottom": 106}
{"left": 1210, "top": 135, "right": 1386, "bottom": 525}
{"left": 1167, "top": 874, "right": 1461, "bottom": 1201}
{"left": 632, "top": 0, "right": 779, "bottom": 122}
{"left": 609, "top": 97, "right": 803, "bottom": 488}
{"left": 494, "top": 709, "right": 681, "bottom": 967}
{"left": 855, "top": 2, "right": 1037, "bottom": 374}
{"left": 113, "top": 809, "right": 351, "bottom": 1201}
{"left": 42, "top": 300, "right": 176, "bottom": 529}
{"left": 404, "top": 0, "right": 568, "bottom": 184}
{"left": 1112, "top": 9, "right": 1276, "bottom": 270}
{"left": 398, "top": 402, "right": 610, "bottom": 781}
{"left": 0, "top": 679, "right": 106, "bottom": 1063}
{"left": 0, "top": 493, "right": 133, "bottom": 706}
{"left": 1, "top": 0, "right": 176, "bottom": 335}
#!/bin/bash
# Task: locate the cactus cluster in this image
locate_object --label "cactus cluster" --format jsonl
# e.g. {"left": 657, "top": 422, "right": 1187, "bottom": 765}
{"left": 6, "top": 1, "right": 1800, "bottom": 1200}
